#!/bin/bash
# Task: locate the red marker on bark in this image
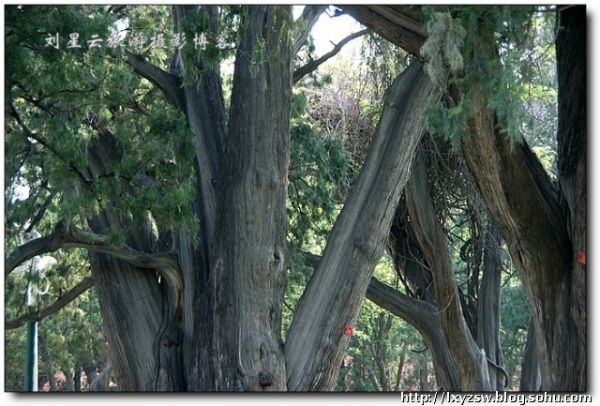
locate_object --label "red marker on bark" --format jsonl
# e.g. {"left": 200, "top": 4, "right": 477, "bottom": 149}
{"left": 577, "top": 250, "right": 586, "bottom": 265}
{"left": 344, "top": 326, "right": 354, "bottom": 336}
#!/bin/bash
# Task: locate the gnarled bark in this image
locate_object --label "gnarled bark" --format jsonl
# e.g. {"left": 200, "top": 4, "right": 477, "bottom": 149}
{"left": 345, "top": 6, "right": 586, "bottom": 391}
{"left": 554, "top": 5, "right": 586, "bottom": 391}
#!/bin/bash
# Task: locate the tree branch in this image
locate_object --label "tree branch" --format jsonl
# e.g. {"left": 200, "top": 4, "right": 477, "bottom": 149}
{"left": 340, "top": 5, "right": 426, "bottom": 57}
{"left": 5, "top": 224, "right": 65, "bottom": 277}
{"left": 62, "top": 226, "right": 180, "bottom": 272}
{"left": 300, "top": 250, "right": 460, "bottom": 391}
{"left": 292, "top": 5, "right": 328, "bottom": 56}
{"left": 125, "top": 51, "right": 184, "bottom": 110}
{"left": 293, "top": 29, "right": 368, "bottom": 83}
{"left": 6, "top": 223, "right": 180, "bottom": 277}
{"left": 8, "top": 101, "right": 91, "bottom": 185}
{"left": 5, "top": 277, "right": 94, "bottom": 330}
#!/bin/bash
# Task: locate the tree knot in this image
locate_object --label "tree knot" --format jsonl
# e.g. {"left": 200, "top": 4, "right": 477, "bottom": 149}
{"left": 258, "top": 371, "right": 274, "bottom": 387}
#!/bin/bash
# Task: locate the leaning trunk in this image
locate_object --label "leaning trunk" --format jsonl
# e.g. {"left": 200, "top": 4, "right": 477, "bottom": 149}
{"left": 285, "top": 62, "right": 438, "bottom": 391}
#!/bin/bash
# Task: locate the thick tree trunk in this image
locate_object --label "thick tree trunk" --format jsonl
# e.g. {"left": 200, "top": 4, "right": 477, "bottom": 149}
{"left": 171, "top": 5, "right": 225, "bottom": 392}
{"left": 85, "top": 133, "right": 176, "bottom": 391}
{"left": 405, "top": 149, "right": 489, "bottom": 391}
{"left": 554, "top": 5, "right": 586, "bottom": 391}
{"left": 210, "top": 5, "right": 292, "bottom": 391}
{"left": 460, "top": 93, "right": 565, "bottom": 390}
{"left": 285, "top": 61, "right": 438, "bottom": 391}
{"left": 459, "top": 13, "right": 586, "bottom": 383}
{"left": 457, "top": 6, "right": 586, "bottom": 391}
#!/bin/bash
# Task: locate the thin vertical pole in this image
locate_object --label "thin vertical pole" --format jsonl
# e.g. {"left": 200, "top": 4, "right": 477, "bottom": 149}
{"left": 24, "top": 320, "right": 38, "bottom": 391}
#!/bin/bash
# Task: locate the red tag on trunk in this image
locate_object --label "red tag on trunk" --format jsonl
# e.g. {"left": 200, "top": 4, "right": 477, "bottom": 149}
{"left": 344, "top": 326, "right": 354, "bottom": 336}
{"left": 578, "top": 250, "right": 586, "bottom": 265}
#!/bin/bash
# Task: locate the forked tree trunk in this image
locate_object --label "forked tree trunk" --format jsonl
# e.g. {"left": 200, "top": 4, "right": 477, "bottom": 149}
{"left": 460, "top": 6, "right": 586, "bottom": 389}
{"left": 86, "top": 6, "right": 292, "bottom": 391}
{"left": 78, "top": 7, "right": 440, "bottom": 392}
{"left": 343, "top": 5, "right": 586, "bottom": 391}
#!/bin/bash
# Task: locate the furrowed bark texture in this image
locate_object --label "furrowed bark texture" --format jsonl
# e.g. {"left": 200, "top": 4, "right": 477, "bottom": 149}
{"left": 303, "top": 249, "right": 460, "bottom": 391}
{"left": 459, "top": 10, "right": 586, "bottom": 384}
{"left": 211, "top": 6, "right": 292, "bottom": 391}
{"left": 555, "top": 5, "right": 586, "bottom": 391}
{"left": 460, "top": 38, "right": 585, "bottom": 391}
{"left": 341, "top": 6, "right": 426, "bottom": 57}
{"left": 405, "top": 149, "right": 489, "bottom": 391}
{"left": 172, "top": 5, "right": 227, "bottom": 391}
{"left": 476, "top": 222, "right": 506, "bottom": 390}
{"left": 462, "top": 89, "right": 563, "bottom": 388}
{"left": 460, "top": 6, "right": 586, "bottom": 391}
{"left": 82, "top": 132, "right": 181, "bottom": 391}
{"left": 285, "top": 62, "right": 438, "bottom": 391}
{"left": 520, "top": 319, "right": 541, "bottom": 391}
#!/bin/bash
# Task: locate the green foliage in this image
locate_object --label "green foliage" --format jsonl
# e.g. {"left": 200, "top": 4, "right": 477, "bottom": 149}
{"left": 287, "top": 121, "right": 352, "bottom": 251}
{"left": 5, "top": 5, "right": 199, "bottom": 242}
{"left": 4, "top": 248, "right": 105, "bottom": 391}
{"left": 425, "top": 97, "right": 470, "bottom": 143}
{"left": 421, "top": 6, "right": 556, "bottom": 150}
{"left": 500, "top": 274, "right": 531, "bottom": 386}
{"left": 5, "top": 329, "right": 28, "bottom": 390}
{"left": 283, "top": 120, "right": 352, "bottom": 330}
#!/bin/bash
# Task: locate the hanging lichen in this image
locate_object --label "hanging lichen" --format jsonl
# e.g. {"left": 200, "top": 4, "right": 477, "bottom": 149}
{"left": 420, "top": 12, "right": 467, "bottom": 89}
